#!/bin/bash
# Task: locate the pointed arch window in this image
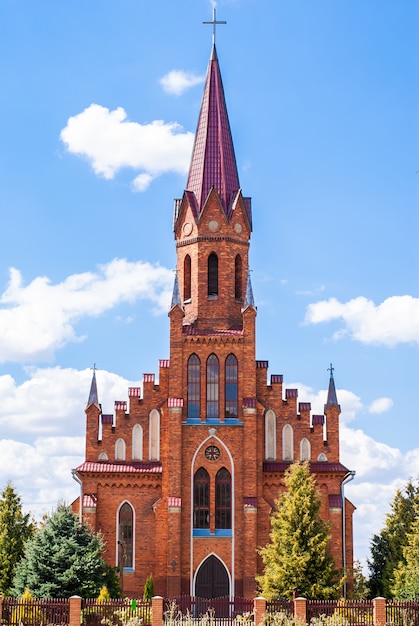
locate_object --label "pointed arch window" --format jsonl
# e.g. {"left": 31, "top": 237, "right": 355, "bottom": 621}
{"left": 206, "top": 354, "right": 219, "bottom": 418}
{"left": 194, "top": 468, "right": 209, "bottom": 528}
{"left": 118, "top": 502, "right": 134, "bottom": 569}
{"left": 234, "top": 255, "right": 242, "bottom": 299}
{"left": 115, "top": 438, "right": 126, "bottom": 461}
{"left": 184, "top": 254, "right": 191, "bottom": 301}
{"left": 282, "top": 424, "right": 294, "bottom": 461}
{"left": 216, "top": 468, "right": 231, "bottom": 529}
{"left": 300, "top": 438, "right": 311, "bottom": 461}
{"left": 265, "top": 409, "right": 276, "bottom": 460}
{"left": 225, "top": 354, "right": 238, "bottom": 418}
{"left": 149, "top": 409, "right": 160, "bottom": 460}
{"left": 132, "top": 424, "right": 143, "bottom": 460}
{"left": 208, "top": 253, "right": 218, "bottom": 296}
{"left": 187, "top": 354, "right": 200, "bottom": 419}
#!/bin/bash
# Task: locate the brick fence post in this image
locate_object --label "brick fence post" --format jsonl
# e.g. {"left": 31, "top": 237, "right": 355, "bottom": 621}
{"left": 69, "top": 596, "right": 82, "bottom": 626}
{"left": 294, "top": 597, "right": 307, "bottom": 624}
{"left": 254, "top": 597, "right": 266, "bottom": 626}
{"left": 373, "top": 597, "right": 386, "bottom": 626}
{"left": 152, "top": 596, "right": 164, "bottom": 626}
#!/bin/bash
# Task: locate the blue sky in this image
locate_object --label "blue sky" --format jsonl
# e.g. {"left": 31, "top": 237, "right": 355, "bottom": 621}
{"left": 0, "top": 0, "right": 417, "bottom": 570}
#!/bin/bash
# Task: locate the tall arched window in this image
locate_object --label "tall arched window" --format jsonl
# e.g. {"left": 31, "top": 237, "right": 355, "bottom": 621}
{"left": 225, "top": 354, "right": 238, "bottom": 418}
{"left": 206, "top": 354, "right": 219, "bottom": 418}
{"left": 282, "top": 424, "right": 294, "bottom": 461}
{"left": 115, "top": 438, "right": 126, "bottom": 461}
{"left": 193, "top": 468, "right": 209, "bottom": 528}
{"left": 184, "top": 254, "right": 191, "bottom": 301}
{"left": 132, "top": 424, "right": 143, "bottom": 460}
{"left": 118, "top": 502, "right": 134, "bottom": 569}
{"left": 265, "top": 409, "right": 276, "bottom": 460}
{"left": 300, "top": 437, "right": 311, "bottom": 461}
{"left": 216, "top": 468, "right": 231, "bottom": 529}
{"left": 234, "top": 255, "right": 242, "bottom": 299}
{"left": 149, "top": 409, "right": 160, "bottom": 460}
{"left": 208, "top": 253, "right": 218, "bottom": 296}
{"left": 187, "top": 354, "right": 200, "bottom": 418}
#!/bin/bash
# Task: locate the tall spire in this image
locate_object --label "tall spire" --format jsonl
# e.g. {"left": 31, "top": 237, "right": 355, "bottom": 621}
{"left": 170, "top": 273, "right": 182, "bottom": 309}
{"left": 186, "top": 44, "right": 240, "bottom": 214}
{"left": 87, "top": 366, "right": 99, "bottom": 406}
{"left": 243, "top": 270, "right": 255, "bottom": 309}
{"left": 325, "top": 363, "right": 339, "bottom": 409}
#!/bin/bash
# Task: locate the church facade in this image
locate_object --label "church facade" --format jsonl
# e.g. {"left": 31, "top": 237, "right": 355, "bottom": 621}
{"left": 73, "top": 41, "right": 355, "bottom": 600}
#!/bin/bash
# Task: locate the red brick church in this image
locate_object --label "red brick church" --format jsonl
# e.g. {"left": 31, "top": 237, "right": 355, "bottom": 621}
{"left": 72, "top": 32, "right": 355, "bottom": 600}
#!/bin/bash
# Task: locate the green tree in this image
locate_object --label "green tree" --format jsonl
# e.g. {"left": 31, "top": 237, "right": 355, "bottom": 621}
{"left": 257, "top": 461, "right": 342, "bottom": 600}
{"left": 143, "top": 573, "right": 154, "bottom": 600}
{"left": 367, "top": 480, "right": 419, "bottom": 598}
{"left": 13, "top": 503, "right": 120, "bottom": 598}
{"left": 391, "top": 501, "right": 419, "bottom": 598}
{"left": 0, "top": 482, "right": 34, "bottom": 595}
{"left": 352, "top": 559, "right": 369, "bottom": 599}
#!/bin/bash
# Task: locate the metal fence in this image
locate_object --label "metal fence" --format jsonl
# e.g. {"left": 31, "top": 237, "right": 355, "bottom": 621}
{"left": 386, "top": 600, "right": 419, "bottom": 626}
{"left": 82, "top": 599, "right": 152, "bottom": 626}
{"left": 164, "top": 596, "right": 254, "bottom": 623}
{"left": 265, "top": 599, "right": 294, "bottom": 622}
{"left": 306, "top": 600, "right": 374, "bottom": 625}
{"left": 1, "top": 597, "right": 70, "bottom": 626}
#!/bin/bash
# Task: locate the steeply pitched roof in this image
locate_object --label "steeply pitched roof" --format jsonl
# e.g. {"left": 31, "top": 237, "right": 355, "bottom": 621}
{"left": 325, "top": 367, "right": 339, "bottom": 409}
{"left": 186, "top": 44, "right": 240, "bottom": 214}
{"left": 87, "top": 370, "right": 98, "bottom": 406}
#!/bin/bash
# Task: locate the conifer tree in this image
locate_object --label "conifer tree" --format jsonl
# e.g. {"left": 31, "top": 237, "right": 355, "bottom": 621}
{"left": 391, "top": 501, "right": 419, "bottom": 599}
{"left": 257, "top": 461, "right": 342, "bottom": 600}
{"left": 367, "top": 480, "right": 419, "bottom": 598}
{"left": 13, "top": 503, "right": 120, "bottom": 598}
{"left": 0, "top": 482, "right": 34, "bottom": 595}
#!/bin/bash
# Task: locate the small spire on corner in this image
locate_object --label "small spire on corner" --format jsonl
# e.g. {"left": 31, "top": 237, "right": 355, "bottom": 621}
{"left": 325, "top": 363, "right": 339, "bottom": 408}
{"left": 87, "top": 364, "right": 99, "bottom": 406}
{"left": 170, "top": 273, "right": 182, "bottom": 309}
{"left": 243, "top": 270, "right": 255, "bottom": 308}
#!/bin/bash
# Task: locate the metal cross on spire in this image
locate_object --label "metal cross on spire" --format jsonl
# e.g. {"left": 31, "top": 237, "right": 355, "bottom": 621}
{"left": 203, "top": 8, "right": 226, "bottom": 45}
{"left": 327, "top": 363, "right": 335, "bottom": 377}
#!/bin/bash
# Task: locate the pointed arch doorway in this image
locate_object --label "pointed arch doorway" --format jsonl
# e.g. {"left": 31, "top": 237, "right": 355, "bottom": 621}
{"left": 195, "top": 555, "right": 230, "bottom": 599}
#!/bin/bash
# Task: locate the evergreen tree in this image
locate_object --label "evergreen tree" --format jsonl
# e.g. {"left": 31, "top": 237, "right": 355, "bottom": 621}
{"left": 143, "top": 573, "right": 154, "bottom": 600}
{"left": 13, "top": 503, "right": 120, "bottom": 598}
{"left": 352, "top": 559, "right": 369, "bottom": 599}
{"left": 0, "top": 482, "right": 34, "bottom": 595}
{"left": 257, "top": 461, "right": 342, "bottom": 600}
{"left": 367, "top": 480, "right": 419, "bottom": 598}
{"left": 391, "top": 501, "right": 419, "bottom": 599}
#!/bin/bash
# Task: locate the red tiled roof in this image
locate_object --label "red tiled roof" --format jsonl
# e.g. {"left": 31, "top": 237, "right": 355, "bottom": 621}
{"left": 75, "top": 461, "right": 162, "bottom": 474}
{"left": 263, "top": 461, "right": 349, "bottom": 474}
{"left": 329, "top": 494, "right": 343, "bottom": 508}
{"left": 82, "top": 494, "right": 97, "bottom": 508}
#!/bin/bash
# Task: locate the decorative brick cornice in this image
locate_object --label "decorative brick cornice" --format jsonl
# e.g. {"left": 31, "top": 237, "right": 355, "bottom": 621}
{"left": 285, "top": 388, "right": 298, "bottom": 399}
{"left": 270, "top": 374, "right": 283, "bottom": 384}
{"left": 177, "top": 235, "right": 249, "bottom": 248}
{"left": 312, "top": 414, "right": 325, "bottom": 425}
{"left": 256, "top": 360, "right": 269, "bottom": 368}
{"left": 168, "top": 398, "right": 184, "bottom": 408}
{"left": 115, "top": 401, "right": 127, "bottom": 411}
{"left": 128, "top": 387, "right": 141, "bottom": 397}
{"left": 143, "top": 373, "right": 155, "bottom": 383}
{"left": 159, "top": 359, "right": 170, "bottom": 368}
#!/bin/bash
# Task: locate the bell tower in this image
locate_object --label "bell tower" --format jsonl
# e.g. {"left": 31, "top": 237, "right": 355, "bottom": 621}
{"left": 173, "top": 44, "right": 253, "bottom": 331}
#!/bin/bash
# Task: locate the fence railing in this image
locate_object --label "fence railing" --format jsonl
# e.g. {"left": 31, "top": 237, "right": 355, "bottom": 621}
{"left": 307, "top": 599, "right": 374, "bottom": 625}
{"left": 266, "top": 599, "right": 294, "bottom": 620}
{"left": 386, "top": 600, "right": 419, "bottom": 626}
{"left": 82, "top": 598, "right": 152, "bottom": 626}
{"left": 1, "top": 597, "right": 70, "bottom": 625}
{"left": 164, "top": 595, "right": 254, "bottom": 621}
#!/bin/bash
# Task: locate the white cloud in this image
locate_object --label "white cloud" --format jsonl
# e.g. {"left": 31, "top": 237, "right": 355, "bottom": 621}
{"left": 159, "top": 70, "right": 205, "bottom": 96}
{"left": 60, "top": 104, "right": 194, "bottom": 189}
{"left": 0, "top": 259, "right": 173, "bottom": 363}
{"left": 0, "top": 367, "right": 137, "bottom": 436}
{"left": 0, "top": 367, "right": 139, "bottom": 518}
{"left": 304, "top": 295, "right": 419, "bottom": 346}
{"left": 368, "top": 397, "right": 393, "bottom": 414}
